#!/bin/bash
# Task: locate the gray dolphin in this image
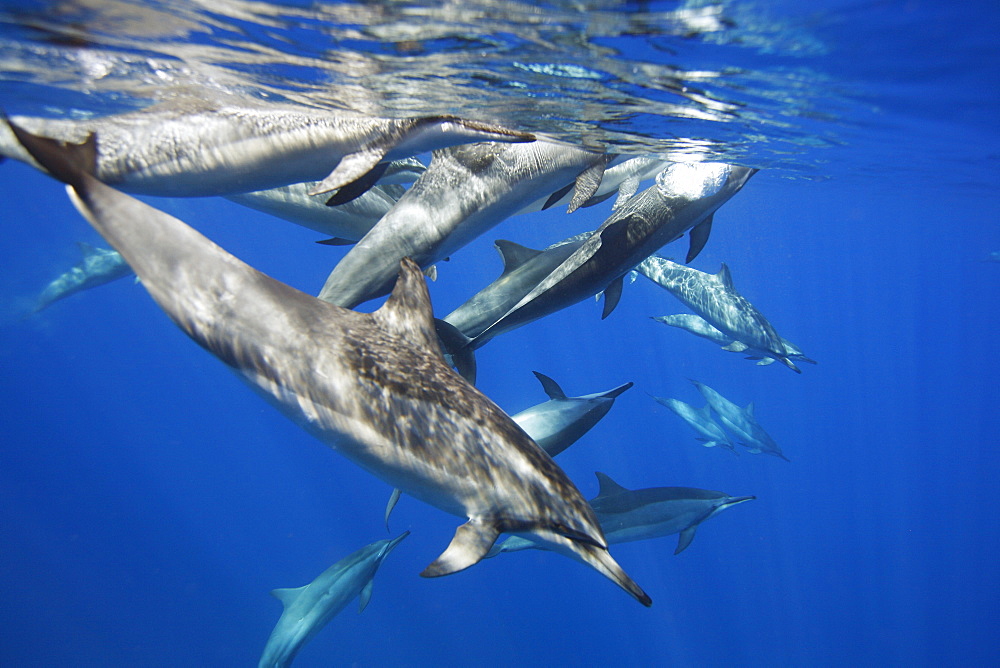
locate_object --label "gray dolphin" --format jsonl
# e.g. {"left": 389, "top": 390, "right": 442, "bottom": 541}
{"left": 438, "top": 235, "right": 589, "bottom": 382}
{"left": 259, "top": 531, "right": 408, "bottom": 668}
{"left": 490, "top": 472, "right": 755, "bottom": 557}
{"left": 689, "top": 379, "right": 789, "bottom": 461}
{"left": 470, "top": 162, "right": 755, "bottom": 350}
{"left": 32, "top": 242, "right": 133, "bottom": 313}
{"left": 519, "top": 154, "right": 670, "bottom": 213}
{"left": 13, "top": 122, "right": 650, "bottom": 607}
{"left": 316, "top": 140, "right": 609, "bottom": 309}
{"left": 511, "top": 372, "right": 633, "bottom": 458}
{"left": 0, "top": 97, "right": 532, "bottom": 197}
{"left": 651, "top": 313, "right": 816, "bottom": 368}
{"left": 639, "top": 256, "right": 806, "bottom": 372}
{"left": 648, "top": 394, "right": 737, "bottom": 454}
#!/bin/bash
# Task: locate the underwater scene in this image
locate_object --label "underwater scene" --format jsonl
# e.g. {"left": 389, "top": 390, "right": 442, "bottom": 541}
{"left": 1, "top": 1, "right": 998, "bottom": 666}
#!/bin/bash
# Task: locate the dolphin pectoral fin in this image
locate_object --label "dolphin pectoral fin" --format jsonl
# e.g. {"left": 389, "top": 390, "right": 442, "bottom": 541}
{"left": 434, "top": 318, "right": 477, "bottom": 384}
{"left": 779, "top": 357, "right": 802, "bottom": 373}
{"left": 421, "top": 520, "right": 501, "bottom": 577}
{"left": 675, "top": 526, "right": 698, "bottom": 554}
{"left": 567, "top": 158, "right": 611, "bottom": 213}
{"left": 579, "top": 189, "right": 616, "bottom": 208}
{"left": 315, "top": 237, "right": 355, "bottom": 246}
{"left": 359, "top": 580, "right": 374, "bottom": 613}
{"left": 309, "top": 147, "right": 388, "bottom": 196}
{"left": 423, "top": 265, "right": 438, "bottom": 282}
{"left": 6, "top": 119, "right": 97, "bottom": 186}
{"left": 722, "top": 341, "right": 748, "bottom": 352}
{"left": 686, "top": 213, "right": 714, "bottom": 263}
{"left": 601, "top": 276, "right": 624, "bottom": 319}
{"left": 754, "top": 357, "right": 776, "bottom": 365}
{"left": 324, "top": 161, "right": 390, "bottom": 206}
{"left": 542, "top": 182, "right": 574, "bottom": 210}
{"left": 384, "top": 488, "right": 402, "bottom": 531}
{"left": 613, "top": 175, "right": 640, "bottom": 210}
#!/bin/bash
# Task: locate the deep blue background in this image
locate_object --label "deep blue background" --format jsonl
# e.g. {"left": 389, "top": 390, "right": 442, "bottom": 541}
{"left": 2, "top": 3, "right": 1000, "bottom": 666}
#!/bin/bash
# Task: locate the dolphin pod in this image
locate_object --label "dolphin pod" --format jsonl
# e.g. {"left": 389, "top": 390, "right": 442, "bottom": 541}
{"left": 10, "top": 120, "right": 652, "bottom": 608}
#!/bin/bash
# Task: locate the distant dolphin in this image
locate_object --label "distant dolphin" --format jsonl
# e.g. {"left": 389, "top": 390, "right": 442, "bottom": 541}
{"left": 490, "top": 472, "right": 755, "bottom": 556}
{"left": 316, "top": 140, "right": 610, "bottom": 309}
{"left": 511, "top": 372, "right": 633, "bottom": 457}
{"left": 13, "top": 121, "right": 650, "bottom": 607}
{"left": 983, "top": 251, "right": 1000, "bottom": 263}
{"left": 0, "top": 96, "right": 532, "bottom": 197}
{"left": 32, "top": 242, "right": 133, "bottom": 313}
{"left": 648, "top": 394, "right": 737, "bottom": 454}
{"left": 651, "top": 313, "right": 816, "bottom": 368}
{"left": 438, "top": 235, "right": 589, "bottom": 382}
{"left": 639, "top": 256, "right": 806, "bottom": 372}
{"left": 469, "top": 162, "right": 755, "bottom": 351}
{"left": 259, "top": 532, "right": 408, "bottom": 668}
{"left": 690, "top": 379, "right": 789, "bottom": 461}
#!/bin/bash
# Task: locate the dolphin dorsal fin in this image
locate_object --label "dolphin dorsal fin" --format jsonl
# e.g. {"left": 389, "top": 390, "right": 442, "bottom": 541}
{"left": 532, "top": 371, "right": 567, "bottom": 400}
{"left": 495, "top": 240, "right": 542, "bottom": 276}
{"left": 76, "top": 241, "right": 99, "bottom": 257}
{"left": 271, "top": 586, "right": 307, "bottom": 609}
{"left": 745, "top": 401, "right": 755, "bottom": 416}
{"left": 373, "top": 258, "right": 441, "bottom": 358}
{"left": 717, "top": 263, "right": 734, "bottom": 289}
{"left": 594, "top": 472, "right": 628, "bottom": 498}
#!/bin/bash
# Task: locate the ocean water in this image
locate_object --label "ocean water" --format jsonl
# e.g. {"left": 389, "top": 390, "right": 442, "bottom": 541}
{"left": 1, "top": 1, "right": 998, "bottom": 666}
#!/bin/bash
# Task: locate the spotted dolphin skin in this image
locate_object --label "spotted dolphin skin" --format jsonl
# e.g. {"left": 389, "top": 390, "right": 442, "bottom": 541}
{"left": 689, "top": 379, "right": 789, "bottom": 461}
{"left": 316, "top": 140, "right": 609, "bottom": 309}
{"left": 12, "top": 121, "right": 650, "bottom": 607}
{"left": 31, "top": 242, "right": 133, "bottom": 313}
{"left": 471, "top": 162, "right": 756, "bottom": 349}
{"left": 490, "top": 472, "right": 755, "bottom": 557}
{"left": 651, "top": 313, "right": 815, "bottom": 368}
{"left": 259, "top": 532, "right": 409, "bottom": 668}
{"left": 639, "top": 256, "right": 806, "bottom": 372}
{"left": 0, "top": 97, "right": 532, "bottom": 197}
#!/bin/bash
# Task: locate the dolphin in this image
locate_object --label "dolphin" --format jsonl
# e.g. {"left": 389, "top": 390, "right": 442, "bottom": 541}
{"left": 382, "top": 370, "right": 630, "bottom": 525}
{"left": 518, "top": 154, "right": 670, "bottom": 213}
{"left": 983, "top": 251, "right": 1000, "bottom": 263}
{"left": 490, "top": 472, "right": 755, "bottom": 557}
{"left": 638, "top": 256, "right": 806, "bottom": 372}
{"left": 648, "top": 394, "right": 737, "bottom": 454}
{"left": 469, "top": 162, "right": 755, "bottom": 350}
{"left": 689, "top": 379, "right": 789, "bottom": 461}
{"left": 316, "top": 140, "right": 610, "bottom": 309}
{"left": 31, "top": 242, "right": 133, "bottom": 313}
{"left": 0, "top": 96, "right": 532, "bottom": 197}
{"left": 437, "top": 234, "right": 589, "bottom": 382}
{"left": 12, "top": 121, "right": 650, "bottom": 607}
{"left": 259, "top": 531, "right": 408, "bottom": 668}
{"left": 510, "top": 372, "right": 633, "bottom": 458}
{"left": 651, "top": 313, "right": 816, "bottom": 368}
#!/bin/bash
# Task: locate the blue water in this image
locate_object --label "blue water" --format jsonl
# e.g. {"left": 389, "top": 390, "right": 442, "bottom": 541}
{"left": 2, "top": 1, "right": 999, "bottom": 666}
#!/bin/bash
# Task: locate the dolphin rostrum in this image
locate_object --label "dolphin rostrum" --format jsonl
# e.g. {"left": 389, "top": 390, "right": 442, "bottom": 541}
{"left": 259, "top": 532, "right": 408, "bottom": 668}
{"left": 648, "top": 394, "right": 737, "bottom": 454}
{"left": 469, "top": 162, "right": 756, "bottom": 349}
{"left": 651, "top": 313, "right": 816, "bottom": 368}
{"left": 638, "top": 256, "right": 808, "bottom": 372}
{"left": 316, "top": 140, "right": 609, "bottom": 309}
{"left": 31, "top": 242, "right": 133, "bottom": 313}
{"left": 689, "top": 379, "right": 789, "bottom": 461}
{"left": 12, "top": 121, "right": 650, "bottom": 607}
{"left": 490, "top": 472, "right": 755, "bottom": 557}
{"left": 0, "top": 97, "right": 532, "bottom": 197}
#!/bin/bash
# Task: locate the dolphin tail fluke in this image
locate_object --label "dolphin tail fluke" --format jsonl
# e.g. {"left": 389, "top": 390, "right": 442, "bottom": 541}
{"left": 421, "top": 519, "right": 501, "bottom": 577}
{"left": 434, "top": 318, "right": 477, "bottom": 384}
